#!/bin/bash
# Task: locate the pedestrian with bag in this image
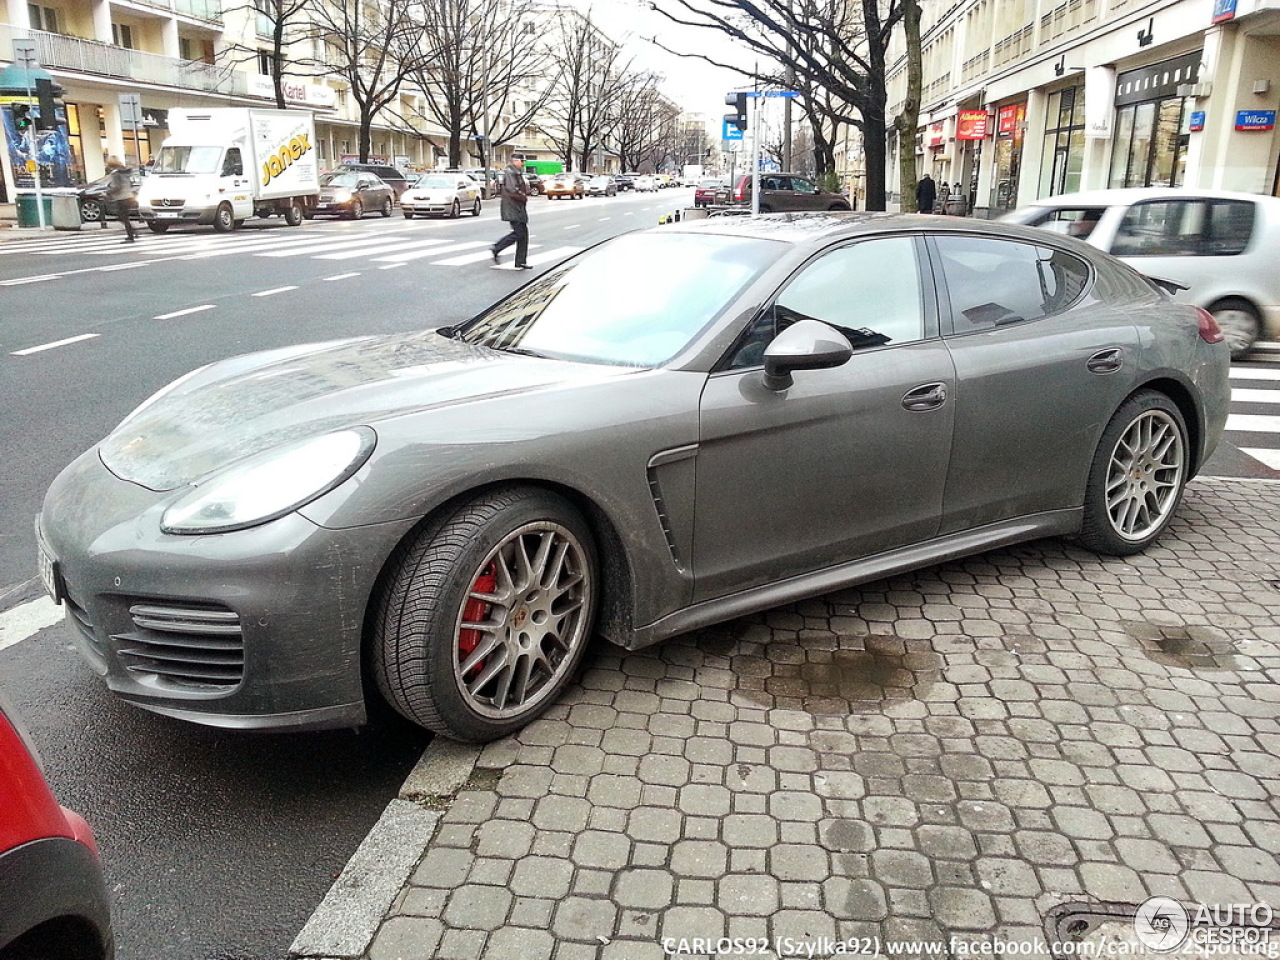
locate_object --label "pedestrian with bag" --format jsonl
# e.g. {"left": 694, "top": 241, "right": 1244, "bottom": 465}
{"left": 104, "top": 156, "right": 137, "bottom": 243}
{"left": 490, "top": 156, "right": 531, "bottom": 270}
{"left": 915, "top": 173, "right": 936, "bottom": 214}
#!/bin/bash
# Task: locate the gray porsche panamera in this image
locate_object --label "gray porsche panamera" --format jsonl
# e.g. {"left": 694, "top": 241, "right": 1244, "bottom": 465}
{"left": 37, "top": 215, "right": 1231, "bottom": 742}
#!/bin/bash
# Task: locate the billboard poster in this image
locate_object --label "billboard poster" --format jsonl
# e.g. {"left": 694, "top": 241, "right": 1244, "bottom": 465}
{"left": 956, "top": 111, "right": 990, "bottom": 140}
{"left": 3, "top": 102, "right": 75, "bottom": 189}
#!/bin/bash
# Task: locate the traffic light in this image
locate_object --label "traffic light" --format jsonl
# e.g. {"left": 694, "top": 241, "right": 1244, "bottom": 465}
{"left": 35, "top": 78, "right": 57, "bottom": 131}
{"left": 725, "top": 92, "right": 748, "bottom": 132}
{"left": 12, "top": 103, "right": 32, "bottom": 133}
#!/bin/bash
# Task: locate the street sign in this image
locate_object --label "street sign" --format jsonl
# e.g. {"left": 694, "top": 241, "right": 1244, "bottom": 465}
{"left": 119, "top": 92, "right": 142, "bottom": 124}
{"left": 11, "top": 38, "right": 37, "bottom": 66}
{"left": 722, "top": 121, "right": 743, "bottom": 141}
{"left": 1235, "top": 110, "right": 1275, "bottom": 131}
{"left": 1189, "top": 111, "right": 1206, "bottom": 132}
{"left": 763, "top": 90, "right": 799, "bottom": 98}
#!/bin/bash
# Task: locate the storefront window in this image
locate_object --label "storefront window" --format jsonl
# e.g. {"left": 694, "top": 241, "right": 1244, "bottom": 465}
{"left": 1108, "top": 53, "right": 1198, "bottom": 189}
{"left": 990, "top": 102, "right": 1025, "bottom": 211}
{"left": 1040, "top": 86, "right": 1085, "bottom": 198}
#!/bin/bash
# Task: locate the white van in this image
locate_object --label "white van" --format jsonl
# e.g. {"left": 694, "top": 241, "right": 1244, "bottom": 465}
{"left": 137, "top": 108, "right": 320, "bottom": 233}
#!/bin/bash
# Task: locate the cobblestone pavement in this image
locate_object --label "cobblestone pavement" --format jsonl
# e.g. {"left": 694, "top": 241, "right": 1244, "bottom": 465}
{"left": 358, "top": 478, "right": 1280, "bottom": 960}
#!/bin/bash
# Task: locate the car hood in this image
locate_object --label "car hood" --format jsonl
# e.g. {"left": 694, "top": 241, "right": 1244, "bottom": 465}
{"left": 100, "top": 330, "right": 633, "bottom": 492}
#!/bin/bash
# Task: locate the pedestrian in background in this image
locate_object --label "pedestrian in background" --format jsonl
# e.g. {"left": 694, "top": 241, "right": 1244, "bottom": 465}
{"left": 915, "top": 173, "right": 936, "bottom": 214}
{"left": 104, "top": 156, "right": 137, "bottom": 243}
{"left": 490, "top": 156, "right": 531, "bottom": 270}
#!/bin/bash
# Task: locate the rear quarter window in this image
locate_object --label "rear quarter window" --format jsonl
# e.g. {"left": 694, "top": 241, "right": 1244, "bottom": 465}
{"left": 934, "top": 235, "right": 1092, "bottom": 333}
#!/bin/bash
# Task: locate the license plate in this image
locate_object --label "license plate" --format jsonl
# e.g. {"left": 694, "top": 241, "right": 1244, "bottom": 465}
{"left": 36, "top": 539, "right": 62, "bottom": 605}
{"left": 155, "top": 211, "right": 179, "bottom": 219}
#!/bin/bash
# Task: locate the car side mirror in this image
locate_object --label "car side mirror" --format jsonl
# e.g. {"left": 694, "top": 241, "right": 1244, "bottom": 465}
{"left": 761, "top": 319, "right": 854, "bottom": 391}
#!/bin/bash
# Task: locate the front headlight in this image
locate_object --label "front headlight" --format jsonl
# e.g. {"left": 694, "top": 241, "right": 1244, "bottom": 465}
{"left": 161, "top": 427, "right": 376, "bottom": 534}
{"left": 331, "top": 190, "right": 353, "bottom": 202}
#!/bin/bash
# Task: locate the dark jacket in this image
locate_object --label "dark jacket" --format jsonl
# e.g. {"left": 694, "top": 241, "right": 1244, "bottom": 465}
{"left": 915, "top": 176, "right": 936, "bottom": 212}
{"left": 104, "top": 168, "right": 136, "bottom": 202}
{"left": 499, "top": 164, "right": 529, "bottom": 223}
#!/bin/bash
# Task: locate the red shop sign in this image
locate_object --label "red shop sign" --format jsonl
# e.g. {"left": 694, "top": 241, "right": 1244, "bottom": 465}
{"left": 997, "top": 103, "right": 1025, "bottom": 136}
{"left": 956, "top": 110, "right": 990, "bottom": 140}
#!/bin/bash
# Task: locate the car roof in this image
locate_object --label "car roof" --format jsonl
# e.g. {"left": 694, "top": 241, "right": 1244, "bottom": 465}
{"left": 662, "top": 211, "right": 1096, "bottom": 248}
{"left": 1023, "top": 186, "right": 1280, "bottom": 207}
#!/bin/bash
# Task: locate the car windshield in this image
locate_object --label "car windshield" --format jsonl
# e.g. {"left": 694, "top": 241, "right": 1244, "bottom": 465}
{"left": 152, "top": 145, "right": 223, "bottom": 175}
{"left": 417, "top": 175, "right": 456, "bottom": 189}
{"left": 321, "top": 173, "right": 362, "bottom": 187}
{"left": 458, "top": 232, "right": 778, "bottom": 367}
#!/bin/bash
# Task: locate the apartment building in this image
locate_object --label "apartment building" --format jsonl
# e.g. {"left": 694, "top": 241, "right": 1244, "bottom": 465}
{"left": 885, "top": 0, "right": 1280, "bottom": 217}
{"left": 0, "top": 0, "right": 457, "bottom": 201}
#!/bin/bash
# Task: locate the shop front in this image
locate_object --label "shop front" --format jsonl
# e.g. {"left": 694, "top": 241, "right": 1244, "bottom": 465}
{"left": 1039, "top": 84, "right": 1086, "bottom": 198}
{"left": 1107, "top": 51, "right": 1200, "bottom": 188}
{"left": 990, "top": 101, "right": 1026, "bottom": 212}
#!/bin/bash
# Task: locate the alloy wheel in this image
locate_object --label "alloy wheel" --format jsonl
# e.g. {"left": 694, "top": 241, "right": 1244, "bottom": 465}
{"left": 1103, "top": 408, "right": 1185, "bottom": 542}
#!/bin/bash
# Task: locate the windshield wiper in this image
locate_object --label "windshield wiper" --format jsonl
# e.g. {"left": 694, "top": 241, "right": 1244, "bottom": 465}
{"left": 497, "top": 345, "right": 552, "bottom": 359}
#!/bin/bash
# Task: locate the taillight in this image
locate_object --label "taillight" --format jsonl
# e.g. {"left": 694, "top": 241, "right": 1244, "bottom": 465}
{"left": 734, "top": 180, "right": 745, "bottom": 202}
{"left": 1195, "top": 307, "right": 1224, "bottom": 344}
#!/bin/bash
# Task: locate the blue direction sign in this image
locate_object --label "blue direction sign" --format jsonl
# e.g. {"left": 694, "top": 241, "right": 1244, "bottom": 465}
{"left": 1235, "top": 110, "right": 1275, "bottom": 131}
{"left": 722, "top": 120, "right": 743, "bottom": 141}
{"left": 763, "top": 90, "right": 799, "bottom": 98}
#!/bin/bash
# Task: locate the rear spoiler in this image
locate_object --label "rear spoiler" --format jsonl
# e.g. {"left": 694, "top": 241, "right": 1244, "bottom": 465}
{"left": 1145, "top": 274, "right": 1190, "bottom": 296}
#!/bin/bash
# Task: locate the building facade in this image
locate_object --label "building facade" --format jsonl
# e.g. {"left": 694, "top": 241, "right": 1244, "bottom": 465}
{"left": 886, "top": 0, "right": 1280, "bottom": 217}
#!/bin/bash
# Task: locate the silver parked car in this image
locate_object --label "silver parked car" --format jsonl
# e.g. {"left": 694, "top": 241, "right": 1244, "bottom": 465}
{"left": 401, "top": 173, "right": 482, "bottom": 219}
{"left": 37, "top": 216, "right": 1230, "bottom": 742}
{"left": 1002, "top": 188, "right": 1280, "bottom": 359}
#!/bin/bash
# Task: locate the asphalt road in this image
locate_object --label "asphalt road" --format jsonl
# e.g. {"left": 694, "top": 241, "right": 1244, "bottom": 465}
{"left": 0, "top": 187, "right": 686, "bottom": 960}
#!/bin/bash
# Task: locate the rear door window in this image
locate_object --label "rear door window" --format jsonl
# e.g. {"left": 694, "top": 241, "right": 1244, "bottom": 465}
{"left": 1027, "top": 207, "right": 1107, "bottom": 239}
{"left": 934, "top": 235, "right": 1092, "bottom": 334}
{"left": 1110, "top": 199, "right": 1255, "bottom": 257}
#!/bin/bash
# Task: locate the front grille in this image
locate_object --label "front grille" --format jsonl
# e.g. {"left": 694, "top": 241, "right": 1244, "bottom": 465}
{"left": 152, "top": 198, "right": 185, "bottom": 207}
{"left": 113, "top": 602, "right": 244, "bottom": 691}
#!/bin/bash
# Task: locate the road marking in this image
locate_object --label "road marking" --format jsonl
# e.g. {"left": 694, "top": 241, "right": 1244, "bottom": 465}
{"left": 11, "top": 333, "right": 100, "bottom": 356}
{"left": 563, "top": 224, "right": 580, "bottom": 230}
{"left": 373, "top": 240, "right": 490, "bottom": 263}
{"left": 1226, "top": 414, "right": 1280, "bottom": 433}
{"left": 1240, "top": 448, "right": 1280, "bottom": 469}
{"left": 155, "top": 305, "right": 216, "bottom": 320}
{"left": 379, "top": 262, "right": 406, "bottom": 270}
{"left": 315, "top": 239, "right": 448, "bottom": 260}
{"left": 323, "top": 272, "right": 360, "bottom": 281}
{"left": 598, "top": 217, "right": 612, "bottom": 221}
{"left": 523, "top": 245, "right": 584, "bottom": 265}
{"left": 253, "top": 285, "right": 299, "bottom": 297}
{"left": 1, "top": 273, "right": 61, "bottom": 286}
{"left": 0, "top": 597, "right": 63, "bottom": 652}
{"left": 1232, "top": 389, "right": 1280, "bottom": 404}
{"left": 98, "top": 261, "right": 150, "bottom": 272}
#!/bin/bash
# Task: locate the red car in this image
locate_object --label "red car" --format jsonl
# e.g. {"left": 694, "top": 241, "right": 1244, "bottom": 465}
{"left": 694, "top": 177, "right": 724, "bottom": 208}
{"left": 0, "top": 696, "right": 113, "bottom": 960}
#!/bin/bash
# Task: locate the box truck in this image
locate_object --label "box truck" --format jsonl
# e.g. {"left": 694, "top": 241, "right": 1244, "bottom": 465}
{"left": 137, "top": 108, "right": 319, "bottom": 233}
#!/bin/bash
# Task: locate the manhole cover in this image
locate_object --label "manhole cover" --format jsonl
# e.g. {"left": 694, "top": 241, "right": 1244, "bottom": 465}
{"left": 1045, "top": 900, "right": 1280, "bottom": 960}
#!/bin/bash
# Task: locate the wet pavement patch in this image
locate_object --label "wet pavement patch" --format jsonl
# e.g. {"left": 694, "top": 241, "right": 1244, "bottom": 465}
{"left": 1123, "top": 621, "right": 1247, "bottom": 671}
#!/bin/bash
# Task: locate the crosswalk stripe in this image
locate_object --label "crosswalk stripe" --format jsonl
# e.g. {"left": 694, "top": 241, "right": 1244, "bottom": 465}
{"left": 315, "top": 239, "right": 450, "bottom": 260}
{"left": 256, "top": 231, "right": 427, "bottom": 257}
{"left": 1229, "top": 367, "right": 1280, "bottom": 381}
{"left": 1240, "top": 448, "right": 1280, "bottom": 469}
{"left": 433, "top": 249, "right": 500, "bottom": 266}
{"left": 1226, "top": 414, "right": 1280, "bottom": 434}
{"left": 1232, "top": 389, "right": 1280, "bottom": 404}
{"left": 523, "top": 246, "right": 582, "bottom": 265}
{"left": 373, "top": 241, "right": 491, "bottom": 263}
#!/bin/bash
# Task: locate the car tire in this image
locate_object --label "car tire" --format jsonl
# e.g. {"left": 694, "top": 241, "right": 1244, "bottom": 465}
{"left": 403, "top": 210, "right": 414, "bottom": 219}
{"left": 829, "top": 203, "right": 850, "bottom": 211}
{"left": 284, "top": 202, "right": 303, "bottom": 226}
{"left": 449, "top": 199, "right": 460, "bottom": 219}
{"left": 213, "top": 203, "right": 234, "bottom": 232}
{"left": 759, "top": 205, "right": 773, "bottom": 213}
{"left": 371, "top": 486, "right": 598, "bottom": 742}
{"left": 1209, "top": 298, "right": 1261, "bottom": 360}
{"left": 80, "top": 199, "right": 103, "bottom": 223}
{"left": 349, "top": 199, "right": 364, "bottom": 220}
{"left": 381, "top": 197, "right": 393, "bottom": 218}
{"left": 471, "top": 198, "right": 482, "bottom": 217}
{"left": 145, "top": 221, "right": 170, "bottom": 234}
{"left": 1077, "top": 390, "right": 1188, "bottom": 556}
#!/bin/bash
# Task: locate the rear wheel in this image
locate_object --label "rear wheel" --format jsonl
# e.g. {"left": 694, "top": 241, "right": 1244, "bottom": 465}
{"left": 371, "top": 487, "right": 598, "bottom": 742}
{"left": 1209, "top": 297, "right": 1261, "bottom": 360}
{"left": 212, "top": 203, "right": 234, "bottom": 232}
{"left": 284, "top": 202, "right": 303, "bottom": 226}
{"left": 1078, "top": 391, "right": 1188, "bottom": 555}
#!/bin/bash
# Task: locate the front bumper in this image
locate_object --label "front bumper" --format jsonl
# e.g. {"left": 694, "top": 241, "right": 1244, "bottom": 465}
{"left": 139, "top": 203, "right": 216, "bottom": 225}
{"left": 38, "top": 450, "right": 417, "bottom": 731}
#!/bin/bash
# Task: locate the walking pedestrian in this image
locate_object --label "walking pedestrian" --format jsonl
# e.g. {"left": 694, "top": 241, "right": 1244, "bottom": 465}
{"left": 104, "top": 156, "right": 137, "bottom": 243}
{"left": 490, "top": 156, "right": 531, "bottom": 270}
{"left": 915, "top": 173, "right": 936, "bottom": 214}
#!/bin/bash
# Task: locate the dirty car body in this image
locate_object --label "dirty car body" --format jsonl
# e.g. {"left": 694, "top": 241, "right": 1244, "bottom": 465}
{"left": 38, "top": 215, "right": 1230, "bottom": 742}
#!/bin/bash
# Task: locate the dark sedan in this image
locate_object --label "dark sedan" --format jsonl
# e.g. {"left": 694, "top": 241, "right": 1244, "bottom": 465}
{"left": 76, "top": 167, "right": 144, "bottom": 224}
{"left": 37, "top": 216, "right": 1229, "bottom": 743}
{"left": 307, "top": 172, "right": 395, "bottom": 219}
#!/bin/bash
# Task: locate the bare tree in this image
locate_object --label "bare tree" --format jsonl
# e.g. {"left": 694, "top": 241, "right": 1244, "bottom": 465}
{"left": 894, "top": 0, "right": 923, "bottom": 212}
{"left": 610, "top": 71, "right": 667, "bottom": 172}
{"left": 398, "top": 0, "right": 551, "bottom": 169}
{"left": 304, "top": 0, "right": 425, "bottom": 161}
{"left": 650, "top": 0, "right": 907, "bottom": 210}
{"left": 539, "top": 9, "right": 629, "bottom": 171}
{"left": 217, "top": 0, "right": 317, "bottom": 109}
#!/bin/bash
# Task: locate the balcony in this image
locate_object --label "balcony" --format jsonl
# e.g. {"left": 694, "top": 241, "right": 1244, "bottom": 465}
{"left": 121, "top": 0, "right": 223, "bottom": 23}
{"left": 1, "top": 25, "right": 255, "bottom": 98}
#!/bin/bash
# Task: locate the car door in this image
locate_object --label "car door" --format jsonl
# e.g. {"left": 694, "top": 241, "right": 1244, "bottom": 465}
{"left": 789, "top": 175, "right": 823, "bottom": 211}
{"left": 693, "top": 234, "right": 956, "bottom": 601}
{"left": 221, "top": 147, "right": 253, "bottom": 220}
{"left": 929, "top": 233, "right": 1140, "bottom": 533}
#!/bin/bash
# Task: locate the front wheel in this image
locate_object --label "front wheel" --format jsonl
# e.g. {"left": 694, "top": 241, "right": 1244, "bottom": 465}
{"left": 381, "top": 197, "right": 393, "bottom": 218}
{"left": 471, "top": 198, "right": 482, "bottom": 217}
{"left": 80, "top": 199, "right": 103, "bottom": 223}
{"left": 212, "top": 203, "right": 234, "bottom": 233}
{"left": 284, "top": 202, "right": 303, "bottom": 226}
{"left": 1210, "top": 298, "right": 1261, "bottom": 360}
{"left": 449, "top": 199, "right": 461, "bottom": 219}
{"left": 348, "top": 199, "right": 364, "bottom": 220}
{"left": 1078, "top": 391, "right": 1188, "bottom": 556}
{"left": 403, "top": 210, "right": 415, "bottom": 220}
{"left": 371, "top": 487, "right": 598, "bottom": 742}
{"left": 146, "top": 221, "right": 170, "bottom": 234}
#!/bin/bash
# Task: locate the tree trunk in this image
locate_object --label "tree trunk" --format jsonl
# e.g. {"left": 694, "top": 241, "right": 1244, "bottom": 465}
{"left": 862, "top": 114, "right": 888, "bottom": 212}
{"left": 358, "top": 116, "right": 373, "bottom": 162}
{"left": 894, "top": 0, "right": 923, "bottom": 213}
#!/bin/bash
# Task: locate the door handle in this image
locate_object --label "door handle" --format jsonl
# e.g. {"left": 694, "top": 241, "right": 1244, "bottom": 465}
{"left": 1087, "top": 348, "right": 1123, "bottom": 374}
{"left": 902, "top": 382, "right": 948, "bottom": 412}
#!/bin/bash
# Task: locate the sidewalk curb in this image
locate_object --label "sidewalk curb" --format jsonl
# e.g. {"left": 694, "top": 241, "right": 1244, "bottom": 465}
{"left": 289, "top": 738, "right": 481, "bottom": 959}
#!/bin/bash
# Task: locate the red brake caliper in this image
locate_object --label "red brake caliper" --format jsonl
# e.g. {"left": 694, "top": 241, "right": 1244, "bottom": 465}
{"left": 458, "top": 563, "right": 496, "bottom": 681}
